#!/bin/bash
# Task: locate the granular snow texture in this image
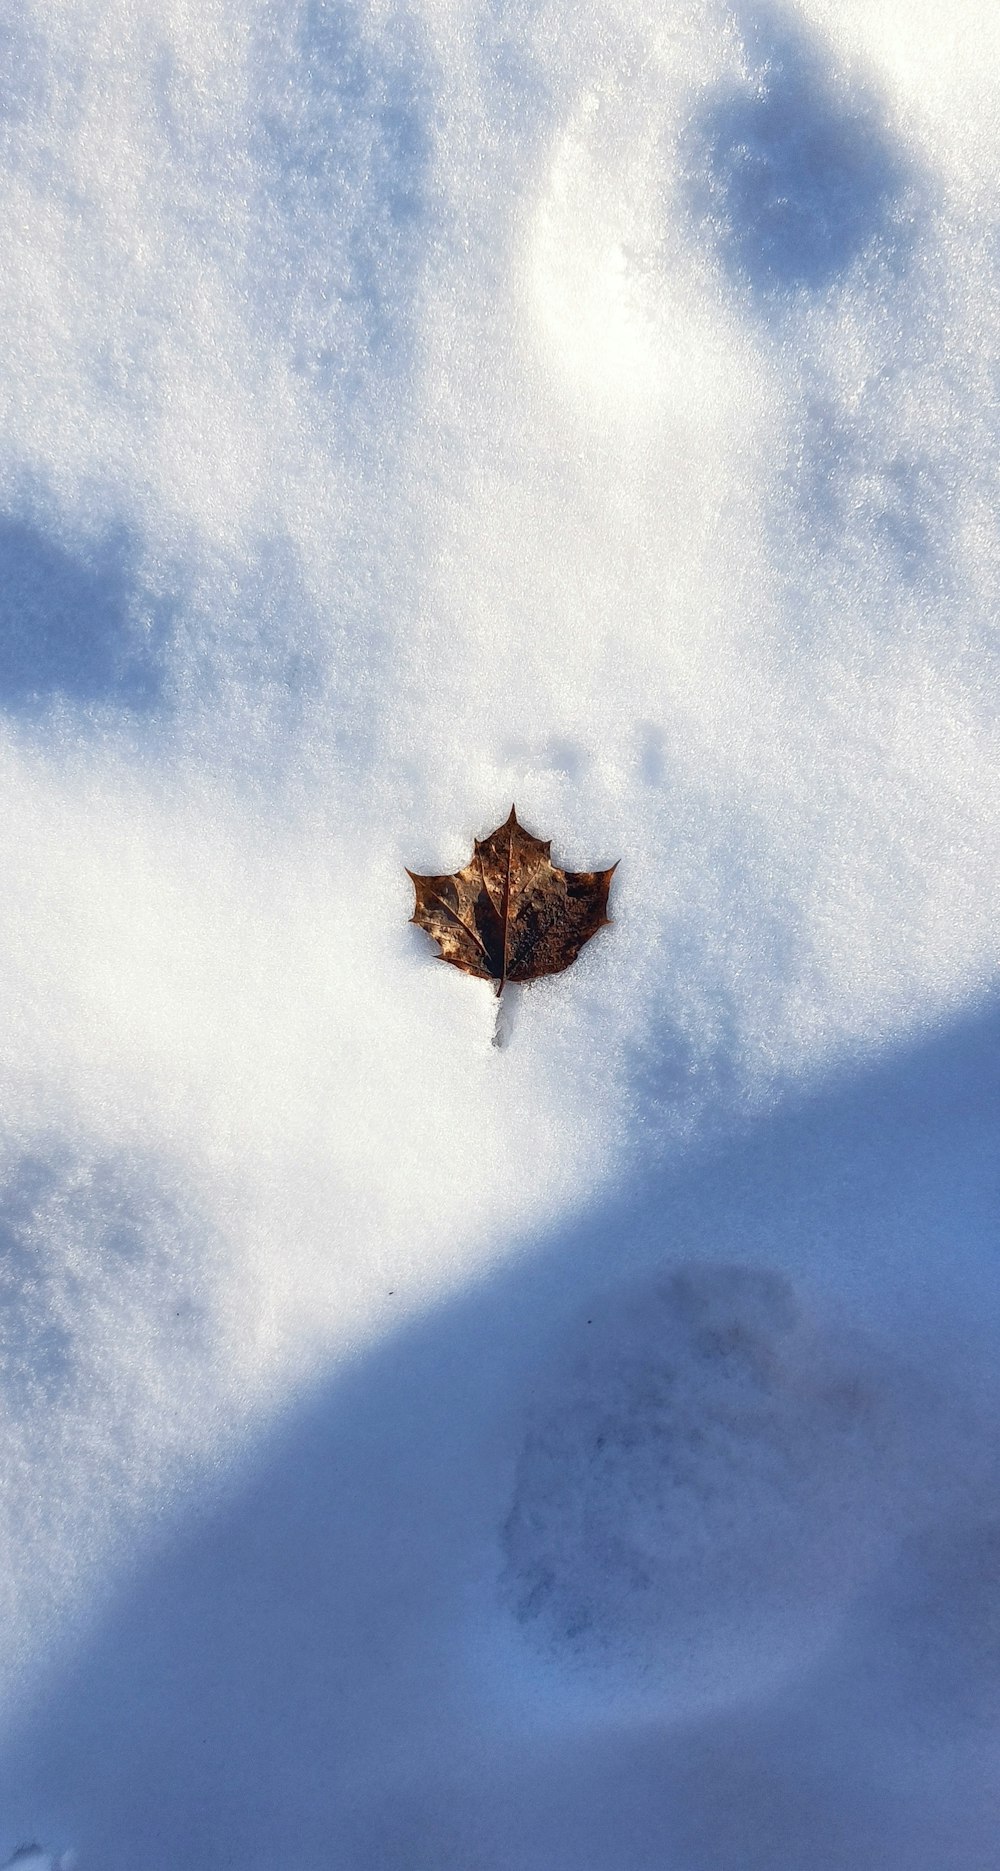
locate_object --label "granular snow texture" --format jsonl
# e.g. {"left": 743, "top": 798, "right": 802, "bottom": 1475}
{"left": 0, "top": 0, "right": 998, "bottom": 1865}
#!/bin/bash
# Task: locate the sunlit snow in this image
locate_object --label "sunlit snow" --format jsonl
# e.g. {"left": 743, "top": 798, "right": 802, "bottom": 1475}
{"left": 0, "top": 0, "right": 998, "bottom": 1864}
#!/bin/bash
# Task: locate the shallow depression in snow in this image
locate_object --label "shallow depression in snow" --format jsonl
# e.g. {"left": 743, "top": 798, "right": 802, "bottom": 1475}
{"left": 500, "top": 1263, "right": 902, "bottom": 1713}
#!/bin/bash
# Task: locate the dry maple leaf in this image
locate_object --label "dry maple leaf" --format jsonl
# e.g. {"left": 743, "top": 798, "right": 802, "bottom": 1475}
{"left": 407, "top": 806, "right": 617, "bottom": 996}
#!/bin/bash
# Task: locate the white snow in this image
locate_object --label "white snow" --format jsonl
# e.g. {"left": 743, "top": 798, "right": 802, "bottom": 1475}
{"left": 0, "top": 0, "right": 998, "bottom": 1864}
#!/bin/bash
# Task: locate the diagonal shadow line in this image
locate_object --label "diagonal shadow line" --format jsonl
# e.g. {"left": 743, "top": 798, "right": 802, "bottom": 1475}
{"left": 3, "top": 989, "right": 999, "bottom": 1869}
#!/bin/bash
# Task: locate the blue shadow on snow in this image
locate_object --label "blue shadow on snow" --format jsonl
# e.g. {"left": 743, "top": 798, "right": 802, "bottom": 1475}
{"left": 251, "top": 0, "right": 431, "bottom": 404}
{"left": 3, "top": 993, "right": 1000, "bottom": 1869}
{"left": 0, "top": 517, "right": 164, "bottom": 713}
{"left": 684, "top": 12, "right": 913, "bottom": 300}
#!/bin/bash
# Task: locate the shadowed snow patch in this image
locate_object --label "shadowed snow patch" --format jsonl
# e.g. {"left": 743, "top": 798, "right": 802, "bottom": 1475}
{"left": 501, "top": 1263, "right": 904, "bottom": 1712}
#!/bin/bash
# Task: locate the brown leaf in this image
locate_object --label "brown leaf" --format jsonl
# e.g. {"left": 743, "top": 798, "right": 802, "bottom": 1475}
{"left": 407, "top": 806, "right": 617, "bottom": 996}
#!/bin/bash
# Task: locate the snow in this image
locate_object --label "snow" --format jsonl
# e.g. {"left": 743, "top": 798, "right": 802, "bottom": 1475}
{"left": 0, "top": 0, "right": 998, "bottom": 1864}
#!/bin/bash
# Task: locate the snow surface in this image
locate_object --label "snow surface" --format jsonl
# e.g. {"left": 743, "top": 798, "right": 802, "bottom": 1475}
{"left": 0, "top": 0, "right": 998, "bottom": 1863}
